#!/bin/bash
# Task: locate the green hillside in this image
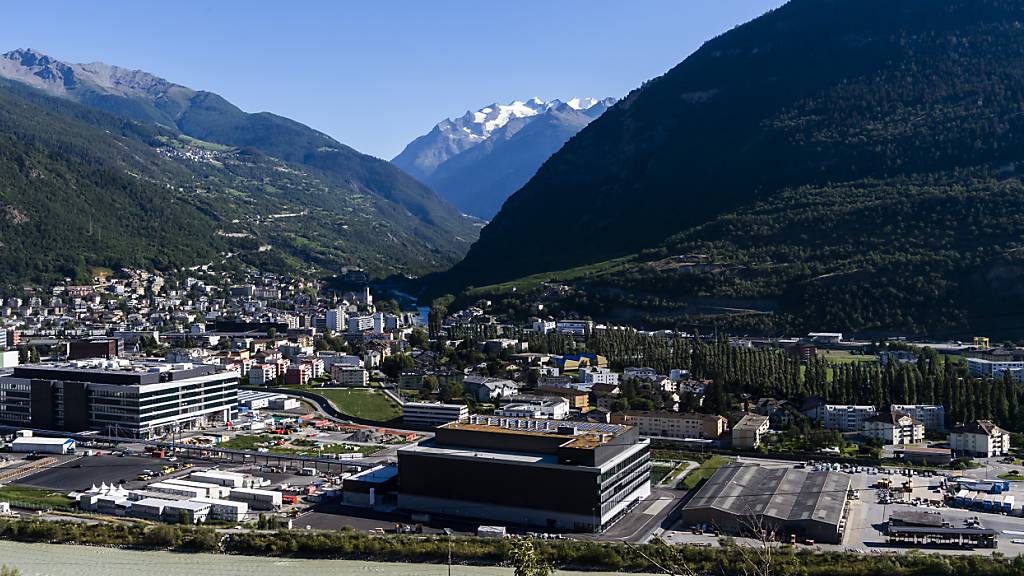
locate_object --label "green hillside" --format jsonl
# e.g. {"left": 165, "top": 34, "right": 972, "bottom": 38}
{"left": 0, "top": 81, "right": 474, "bottom": 284}
{"left": 435, "top": 0, "right": 1024, "bottom": 336}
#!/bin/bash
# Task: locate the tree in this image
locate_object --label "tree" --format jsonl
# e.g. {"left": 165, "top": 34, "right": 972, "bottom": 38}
{"left": 381, "top": 354, "right": 415, "bottom": 380}
{"left": 506, "top": 539, "right": 553, "bottom": 576}
{"left": 408, "top": 328, "right": 429, "bottom": 349}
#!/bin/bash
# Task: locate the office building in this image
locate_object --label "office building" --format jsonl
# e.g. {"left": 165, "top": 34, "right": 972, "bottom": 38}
{"left": 398, "top": 415, "right": 650, "bottom": 532}
{"left": 966, "top": 357, "right": 1024, "bottom": 383}
{"left": 402, "top": 401, "right": 469, "bottom": 428}
{"left": 0, "top": 360, "right": 237, "bottom": 438}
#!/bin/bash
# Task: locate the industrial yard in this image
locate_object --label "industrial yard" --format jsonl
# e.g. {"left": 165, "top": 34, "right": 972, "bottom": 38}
{"left": 667, "top": 456, "right": 1024, "bottom": 552}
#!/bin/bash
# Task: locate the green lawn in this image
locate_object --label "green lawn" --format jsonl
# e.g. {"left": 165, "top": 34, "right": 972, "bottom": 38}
{"left": 998, "top": 471, "right": 1024, "bottom": 481}
{"left": 818, "top": 350, "right": 878, "bottom": 364}
{"left": 650, "top": 463, "right": 675, "bottom": 485}
{"left": 679, "top": 455, "right": 731, "bottom": 490}
{"left": 316, "top": 388, "right": 402, "bottom": 422}
{"left": 0, "top": 485, "right": 75, "bottom": 509}
{"left": 651, "top": 461, "right": 691, "bottom": 486}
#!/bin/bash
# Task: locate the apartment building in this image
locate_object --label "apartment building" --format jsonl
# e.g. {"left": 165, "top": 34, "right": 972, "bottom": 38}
{"left": 861, "top": 412, "right": 924, "bottom": 446}
{"left": 804, "top": 402, "right": 877, "bottom": 432}
{"left": 890, "top": 404, "right": 946, "bottom": 432}
{"left": 949, "top": 420, "right": 1011, "bottom": 458}
{"left": 966, "top": 358, "right": 1024, "bottom": 383}
{"left": 611, "top": 411, "right": 727, "bottom": 439}
{"left": 732, "top": 414, "right": 770, "bottom": 449}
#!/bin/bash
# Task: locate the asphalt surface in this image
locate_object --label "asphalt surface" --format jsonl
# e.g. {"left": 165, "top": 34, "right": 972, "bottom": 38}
{"left": 16, "top": 454, "right": 205, "bottom": 491}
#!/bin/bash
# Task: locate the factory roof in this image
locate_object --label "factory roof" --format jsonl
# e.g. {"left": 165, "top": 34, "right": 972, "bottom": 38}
{"left": 683, "top": 463, "right": 851, "bottom": 526}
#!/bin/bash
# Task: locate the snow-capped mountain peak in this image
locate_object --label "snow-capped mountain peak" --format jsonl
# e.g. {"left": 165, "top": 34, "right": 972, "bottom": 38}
{"left": 392, "top": 95, "right": 617, "bottom": 217}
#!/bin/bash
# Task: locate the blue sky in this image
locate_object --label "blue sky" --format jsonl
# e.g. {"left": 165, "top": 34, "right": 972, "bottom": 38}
{"left": 1, "top": 1, "right": 784, "bottom": 158}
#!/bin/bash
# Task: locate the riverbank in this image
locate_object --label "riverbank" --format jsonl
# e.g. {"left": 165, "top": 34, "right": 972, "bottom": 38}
{"left": 0, "top": 517, "right": 1022, "bottom": 575}
{"left": 0, "top": 539, "right": 519, "bottom": 576}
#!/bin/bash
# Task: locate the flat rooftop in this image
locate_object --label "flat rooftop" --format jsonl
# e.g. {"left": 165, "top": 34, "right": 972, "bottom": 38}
{"left": 399, "top": 440, "right": 557, "bottom": 465}
{"left": 10, "top": 360, "right": 223, "bottom": 385}
{"left": 443, "top": 415, "right": 631, "bottom": 449}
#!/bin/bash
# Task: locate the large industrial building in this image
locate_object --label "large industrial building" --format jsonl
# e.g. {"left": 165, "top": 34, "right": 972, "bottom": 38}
{"left": 0, "top": 360, "right": 238, "bottom": 438}
{"left": 679, "top": 462, "right": 852, "bottom": 544}
{"left": 397, "top": 415, "right": 650, "bottom": 532}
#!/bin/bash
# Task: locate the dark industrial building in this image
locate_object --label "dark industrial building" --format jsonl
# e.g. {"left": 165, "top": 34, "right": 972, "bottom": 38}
{"left": 69, "top": 338, "right": 123, "bottom": 360}
{"left": 679, "top": 462, "right": 852, "bottom": 544}
{"left": 397, "top": 415, "right": 651, "bottom": 532}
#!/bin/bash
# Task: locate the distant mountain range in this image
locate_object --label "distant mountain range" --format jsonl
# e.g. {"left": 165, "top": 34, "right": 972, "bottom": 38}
{"left": 393, "top": 97, "right": 614, "bottom": 218}
{"left": 0, "top": 48, "right": 480, "bottom": 281}
{"left": 433, "top": 0, "right": 1024, "bottom": 337}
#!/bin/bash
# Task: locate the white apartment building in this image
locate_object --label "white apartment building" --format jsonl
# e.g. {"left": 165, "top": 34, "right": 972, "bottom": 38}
{"left": 669, "top": 369, "right": 692, "bottom": 381}
{"left": 347, "top": 315, "right": 375, "bottom": 334}
{"left": 949, "top": 420, "right": 1011, "bottom": 458}
{"left": 332, "top": 365, "right": 369, "bottom": 387}
{"left": 622, "top": 367, "right": 658, "bottom": 382}
{"left": 325, "top": 308, "right": 346, "bottom": 332}
{"left": 862, "top": 412, "right": 924, "bottom": 446}
{"left": 580, "top": 366, "right": 619, "bottom": 386}
{"left": 806, "top": 403, "right": 877, "bottom": 432}
{"left": 532, "top": 320, "right": 556, "bottom": 334}
{"left": 891, "top": 404, "right": 945, "bottom": 431}
{"left": 966, "top": 357, "right": 1024, "bottom": 383}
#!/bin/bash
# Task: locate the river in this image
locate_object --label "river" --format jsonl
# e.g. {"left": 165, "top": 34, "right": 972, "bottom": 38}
{"left": 0, "top": 540, "right": 630, "bottom": 576}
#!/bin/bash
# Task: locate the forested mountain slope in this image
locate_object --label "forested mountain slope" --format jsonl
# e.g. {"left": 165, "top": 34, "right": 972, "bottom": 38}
{"left": 437, "top": 0, "right": 1024, "bottom": 336}
{"left": 0, "top": 48, "right": 479, "bottom": 271}
{"left": 444, "top": 0, "right": 1024, "bottom": 286}
{"left": 0, "top": 79, "right": 472, "bottom": 284}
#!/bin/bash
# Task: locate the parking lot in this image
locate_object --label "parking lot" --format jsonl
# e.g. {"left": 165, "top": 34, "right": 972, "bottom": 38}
{"left": 16, "top": 454, "right": 209, "bottom": 491}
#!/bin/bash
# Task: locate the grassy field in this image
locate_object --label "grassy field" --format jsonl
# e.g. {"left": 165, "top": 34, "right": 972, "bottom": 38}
{"left": 317, "top": 388, "right": 402, "bottom": 422}
{"left": 817, "top": 349, "right": 878, "bottom": 364}
{"left": 466, "top": 256, "right": 635, "bottom": 296}
{"left": 0, "top": 485, "right": 74, "bottom": 509}
{"left": 679, "top": 455, "right": 731, "bottom": 490}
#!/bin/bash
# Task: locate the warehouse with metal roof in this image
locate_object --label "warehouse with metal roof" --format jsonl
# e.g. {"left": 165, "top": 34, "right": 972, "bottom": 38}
{"left": 678, "top": 462, "right": 852, "bottom": 544}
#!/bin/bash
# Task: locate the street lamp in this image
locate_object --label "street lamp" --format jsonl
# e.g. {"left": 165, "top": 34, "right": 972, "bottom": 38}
{"left": 444, "top": 527, "right": 454, "bottom": 576}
